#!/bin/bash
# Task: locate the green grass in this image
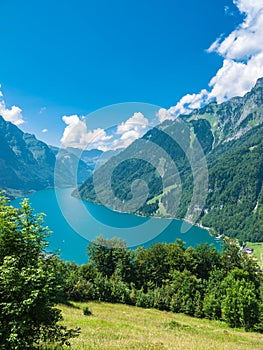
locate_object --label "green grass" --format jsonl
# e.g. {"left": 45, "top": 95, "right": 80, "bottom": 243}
{"left": 59, "top": 302, "right": 263, "bottom": 350}
{"left": 247, "top": 241, "right": 263, "bottom": 268}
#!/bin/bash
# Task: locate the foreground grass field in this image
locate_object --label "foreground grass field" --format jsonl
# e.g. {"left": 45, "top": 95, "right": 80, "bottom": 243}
{"left": 60, "top": 302, "right": 263, "bottom": 350}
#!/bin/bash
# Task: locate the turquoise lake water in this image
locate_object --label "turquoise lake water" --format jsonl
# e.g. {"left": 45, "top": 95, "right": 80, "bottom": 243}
{"left": 12, "top": 188, "right": 221, "bottom": 264}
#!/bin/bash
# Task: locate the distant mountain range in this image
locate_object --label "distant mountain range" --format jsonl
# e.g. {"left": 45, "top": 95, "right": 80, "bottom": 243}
{"left": 0, "top": 116, "right": 99, "bottom": 198}
{"left": 75, "top": 78, "right": 263, "bottom": 242}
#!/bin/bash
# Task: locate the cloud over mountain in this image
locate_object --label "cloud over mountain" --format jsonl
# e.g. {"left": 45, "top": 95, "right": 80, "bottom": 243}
{"left": 158, "top": 0, "right": 263, "bottom": 121}
{"left": 61, "top": 115, "right": 112, "bottom": 151}
{"left": 60, "top": 0, "right": 263, "bottom": 149}
{"left": 0, "top": 87, "right": 24, "bottom": 125}
{"left": 60, "top": 112, "right": 150, "bottom": 151}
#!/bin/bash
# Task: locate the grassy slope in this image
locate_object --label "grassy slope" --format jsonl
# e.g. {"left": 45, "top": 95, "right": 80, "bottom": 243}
{"left": 60, "top": 302, "right": 263, "bottom": 350}
{"left": 247, "top": 241, "right": 263, "bottom": 269}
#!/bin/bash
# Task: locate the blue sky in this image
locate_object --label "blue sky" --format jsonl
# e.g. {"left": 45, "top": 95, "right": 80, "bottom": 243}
{"left": 0, "top": 0, "right": 263, "bottom": 149}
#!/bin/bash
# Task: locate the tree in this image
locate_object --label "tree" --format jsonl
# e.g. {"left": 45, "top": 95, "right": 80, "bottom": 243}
{"left": 220, "top": 238, "right": 241, "bottom": 272}
{"left": 170, "top": 269, "right": 202, "bottom": 316}
{"left": 185, "top": 243, "right": 221, "bottom": 280}
{"left": 221, "top": 269, "right": 260, "bottom": 330}
{"left": 87, "top": 235, "right": 134, "bottom": 283}
{"left": 203, "top": 269, "right": 226, "bottom": 320}
{"left": 134, "top": 243, "right": 171, "bottom": 289}
{"left": 0, "top": 195, "right": 79, "bottom": 349}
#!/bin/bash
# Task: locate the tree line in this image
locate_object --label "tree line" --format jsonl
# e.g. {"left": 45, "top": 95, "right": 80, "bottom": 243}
{"left": 1, "top": 196, "right": 263, "bottom": 349}
{"left": 60, "top": 235, "right": 263, "bottom": 332}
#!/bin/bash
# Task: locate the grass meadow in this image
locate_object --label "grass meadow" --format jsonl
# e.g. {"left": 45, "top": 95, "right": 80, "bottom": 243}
{"left": 59, "top": 302, "right": 263, "bottom": 350}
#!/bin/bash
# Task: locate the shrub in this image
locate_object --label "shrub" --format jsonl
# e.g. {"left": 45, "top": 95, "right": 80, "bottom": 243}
{"left": 83, "top": 306, "right": 92, "bottom": 316}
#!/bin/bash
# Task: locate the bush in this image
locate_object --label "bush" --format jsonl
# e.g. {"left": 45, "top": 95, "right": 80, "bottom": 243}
{"left": 83, "top": 306, "right": 92, "bottom": 316}
{"left": 110, "top": 274, "right": 131, "bottom": 304}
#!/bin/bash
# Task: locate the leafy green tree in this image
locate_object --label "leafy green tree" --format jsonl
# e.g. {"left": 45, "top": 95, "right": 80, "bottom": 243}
{"left": 0, "top": 195, "right": 79, "bottom": 349}
{"left": 92, "top": 273, "right": 112, "bottom": 301}
{"left": 203, "top": 269, "right": 226, "bottom": 320}
{"left": 87, "top": 235, "right": 134, "bottom": 283}
{"left": 220, "top": 238, "right": 242, "bottom": 271}
{"left": 221, "top": 269, "right": 260, "bottom": 330}
{"left": 134, "top": 243, "right": 171, "bottom": 289}
{"left": 109, "top": 273, "right": 131, "bottom": 304}
{"left": 166, "top": 239, "right": 186, "bottom": 274}
{"left": 170, "top": 270, "right": 202, "bottom": 316}
{"left": 185, "top": 243, "right": 221, "bottom": 280}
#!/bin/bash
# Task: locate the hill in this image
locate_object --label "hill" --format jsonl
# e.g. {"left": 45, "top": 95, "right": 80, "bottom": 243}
{"left": 74, "top": 79, "right": 263, "bottom": 241}
{"left": 60, "top": 302, "right": 263, "bottom": 350}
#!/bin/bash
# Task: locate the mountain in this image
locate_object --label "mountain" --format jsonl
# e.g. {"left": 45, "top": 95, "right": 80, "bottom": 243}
{"left": 51, "top": 147, "right": 121, "bottom": 183}
{"left": 75, "top": 78, "right": 263, "bottom": 242}
{"left": 0, "top": 116, "right": 56, "bottom": 197}
{"left": 60, "top": 147, "right": 103, "bottom": 164}
{"left": 202, "top": 125, "right": 263, "bottom": 241}
{"left": 0, "top": 117, "right": 95, "bottom": 198}
{"left": 50, "top": 146, "right": 96, "bottom": 185}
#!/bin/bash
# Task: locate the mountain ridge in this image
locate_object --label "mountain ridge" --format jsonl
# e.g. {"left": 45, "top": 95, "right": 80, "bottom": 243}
{"left": 75, "top": 78, "right": 263, "bottom": 241}
{"left": 0, "top": 116, "right": 96, "bottom": 198}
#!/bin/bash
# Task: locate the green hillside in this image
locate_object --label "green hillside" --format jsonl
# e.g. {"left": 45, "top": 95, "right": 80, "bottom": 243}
{"left": 60, "top": 302, "right": 263, "bottom": 350}
{"left": 75, "top": 79, "right": 263, "bottom": 242}
{"left": 1, "top": 197, "right": 263, "bottom": 348}
{"left": 201, "top": 125, "right": 263, "bottom": 241}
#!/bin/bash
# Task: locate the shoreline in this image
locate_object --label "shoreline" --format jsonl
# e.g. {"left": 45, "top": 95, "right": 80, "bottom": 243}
{"left": 77, "top": 194, "right": 217, "bottom": 238}
{"left": 13, "top": 186, "right": 219, "bottom": 241}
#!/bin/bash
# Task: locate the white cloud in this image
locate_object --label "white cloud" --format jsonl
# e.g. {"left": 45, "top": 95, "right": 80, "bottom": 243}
{"left": 207, "top": 0, "right": 263, "bottom": 103}
{"left": 0, "top": 88, "right": 24, "bottom": 125}
{"left": 61, "top": 115, "right": 86, "bottom": 146}
{"left": 157, "top": 89, "right": 209, "bottom": 122}
{"left": 158, "top": 0, "right": 263, "bottom": 122}
{"left": 117, "top": 112, "right": 148, "bottom": 134}
{"left": 208, "top": 55, "right": 263, "bottom": 102}
{"left": 60, "top": 114, "right": 112, "bottom": 151}
{"left": 157, "top": 108, "right": 176, "bottom": 123}
{"left": 120, "top": 130, "right": 139, "bottom": 140}
{"left": 60, "top": 112, "right": 150, "bottom": 151}
{"left": 42, "top": 128, "right": 48, "bottom": 133}
{"left": 113, "top": 129, "right": 140, "bottom": 150}
{"left": 113, "top": 112, "right": 149, "bottom": 149}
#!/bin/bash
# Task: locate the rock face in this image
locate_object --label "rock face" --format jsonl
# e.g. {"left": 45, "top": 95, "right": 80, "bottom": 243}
{"left": 190, "top": 77, "right": 263, "bottom": 146}
{"left": 75, "top": 78, "right": 263, "bottom": 242}
{"left": 0, "top": 117, "right": 95, "bottom": 197}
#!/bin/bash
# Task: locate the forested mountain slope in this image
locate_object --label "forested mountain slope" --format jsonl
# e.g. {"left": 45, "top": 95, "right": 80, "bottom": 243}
{"left": 0, "top": 116, "right": 92, "bottom": 197}
{"left": 75, "top": 78, "right": 263, "bottom": 242}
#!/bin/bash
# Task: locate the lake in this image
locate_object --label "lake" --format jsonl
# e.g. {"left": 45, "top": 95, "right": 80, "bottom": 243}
{"left": 12, "top": 188, "right": 221, "bottom": 264}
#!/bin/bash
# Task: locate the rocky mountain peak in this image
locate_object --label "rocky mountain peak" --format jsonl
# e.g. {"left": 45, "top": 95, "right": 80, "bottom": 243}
{"left": 255, "top": 77, "right": 263, "bottom": 88}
